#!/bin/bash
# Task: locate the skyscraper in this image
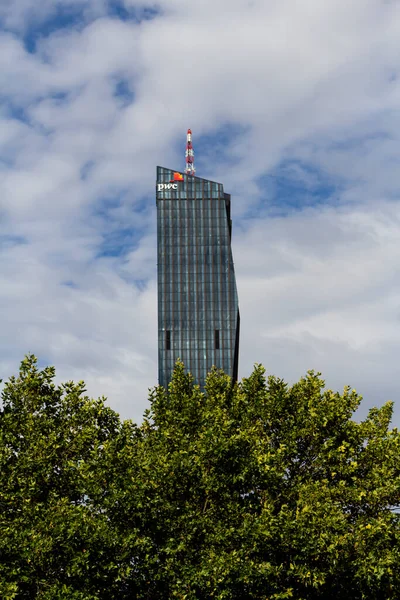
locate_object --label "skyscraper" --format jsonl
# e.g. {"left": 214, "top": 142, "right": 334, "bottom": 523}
{"left": 156, "top": 132, "right": 240, "bottom": 389}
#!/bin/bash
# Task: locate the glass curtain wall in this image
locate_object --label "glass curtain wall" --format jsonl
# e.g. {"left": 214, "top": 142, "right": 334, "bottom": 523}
{"left": 156, "top": 166, "right": 240, "bottom": 389}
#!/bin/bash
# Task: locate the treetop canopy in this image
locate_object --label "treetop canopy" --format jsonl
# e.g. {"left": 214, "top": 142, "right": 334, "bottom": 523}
{"left": 1, "top": 355, "right": 399, "bottom": 599}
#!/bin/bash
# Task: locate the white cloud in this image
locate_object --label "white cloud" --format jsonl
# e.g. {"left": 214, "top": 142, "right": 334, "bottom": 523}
{"left": 236, "top": 201, "right": 400, "bottom": 422}
{"left": 1, "top": 0, "right": 400, "bottom": 424}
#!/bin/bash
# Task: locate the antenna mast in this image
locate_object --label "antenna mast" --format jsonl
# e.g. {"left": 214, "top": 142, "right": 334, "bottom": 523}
{"left": 185, "top": 128, "right": 196, "bottom": 176}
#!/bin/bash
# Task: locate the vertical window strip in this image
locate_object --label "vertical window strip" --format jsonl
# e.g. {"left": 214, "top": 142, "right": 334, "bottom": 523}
{"left": 215, "top": 329, "right": 220, "bottom": 350}
{"left": 166, "top": 330, "right": 171, "bottom": 351}
{"left": 217, "top": 200, "right": 222, "bottom": 366}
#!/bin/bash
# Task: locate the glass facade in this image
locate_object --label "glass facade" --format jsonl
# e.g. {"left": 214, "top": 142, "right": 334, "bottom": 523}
{"left": 157, "top": 166, "right": 240, "bottom": 389}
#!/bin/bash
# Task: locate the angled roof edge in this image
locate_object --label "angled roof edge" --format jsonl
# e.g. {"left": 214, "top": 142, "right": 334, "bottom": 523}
{"left": 157, "top": 166, "right": 224, "bottom": 188}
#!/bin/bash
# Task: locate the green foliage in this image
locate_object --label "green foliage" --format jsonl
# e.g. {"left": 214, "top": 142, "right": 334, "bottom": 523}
{"left": 0, "top": 355, "right": 127, "bottom": 599}
{"left": 1, "top": 355, "right": 400, "bottom": 599}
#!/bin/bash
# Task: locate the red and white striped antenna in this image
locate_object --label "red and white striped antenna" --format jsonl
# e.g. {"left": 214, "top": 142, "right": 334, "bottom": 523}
{"left": 185, "top": 128, "right": 196, "bottom": 176}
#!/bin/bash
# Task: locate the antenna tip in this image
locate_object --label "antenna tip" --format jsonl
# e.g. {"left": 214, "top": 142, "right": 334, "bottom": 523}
{"left": 187, "top": 128, "right": 192, "bottom": 134}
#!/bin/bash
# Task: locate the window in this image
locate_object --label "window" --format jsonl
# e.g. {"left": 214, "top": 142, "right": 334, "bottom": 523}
{"left": 166, "top": 330, "right": 171, "bottom": 351}
{"left": 215, "top": 329, "right": 220, "bottom": 350}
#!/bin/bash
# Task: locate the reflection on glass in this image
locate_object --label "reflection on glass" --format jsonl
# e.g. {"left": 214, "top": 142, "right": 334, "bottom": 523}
{"left": 157, "top": 166, "right": 239, "bottom": 389}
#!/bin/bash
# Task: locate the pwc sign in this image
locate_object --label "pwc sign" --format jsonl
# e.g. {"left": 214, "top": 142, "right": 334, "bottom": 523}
{"left": 157, "top": 182, "right": 177, "bottom": 191}
{"left": 157, "top": 172, "right": 183, "bottom": 192}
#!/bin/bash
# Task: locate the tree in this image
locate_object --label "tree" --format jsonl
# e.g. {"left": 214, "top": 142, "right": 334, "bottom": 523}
{"left": 1, "top": 356, "right": 400, "bottom": 599}
{"left": 116, "top": 362, "right": 400, "bottom": 599}
{"left": 0, "top": 355, "right": 130, "bottom": 599}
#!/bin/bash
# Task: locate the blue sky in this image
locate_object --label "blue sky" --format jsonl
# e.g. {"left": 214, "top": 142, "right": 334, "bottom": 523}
{"left": 1, "top": 0, "right": 400, "bottom": 424}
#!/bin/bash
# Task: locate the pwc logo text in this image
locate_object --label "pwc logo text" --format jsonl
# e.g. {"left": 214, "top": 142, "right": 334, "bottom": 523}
{"left": 157, "top": 172, "right": 184, "bottom": 192}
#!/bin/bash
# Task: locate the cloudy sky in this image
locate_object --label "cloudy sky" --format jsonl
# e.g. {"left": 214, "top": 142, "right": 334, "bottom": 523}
{"left": 1, "top": 0, "right": 400, "bottom": 425}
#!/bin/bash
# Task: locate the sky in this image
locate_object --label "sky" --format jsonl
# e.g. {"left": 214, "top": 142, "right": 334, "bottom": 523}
{"left": 1, "top": 0, "right": 400, "bottom": 425}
